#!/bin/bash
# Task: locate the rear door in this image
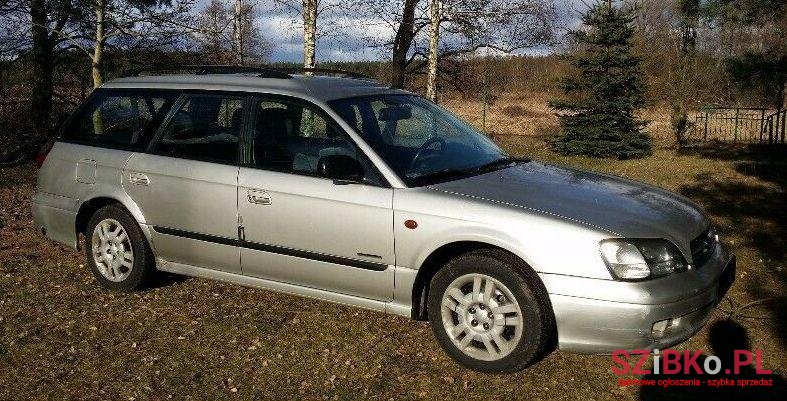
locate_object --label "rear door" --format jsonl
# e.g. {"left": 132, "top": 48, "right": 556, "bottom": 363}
{"left": 237, "top": 95, "right": 395, "bottom": 301}
{"left": 124, "top": 92, "right": 249, "bottom": 274}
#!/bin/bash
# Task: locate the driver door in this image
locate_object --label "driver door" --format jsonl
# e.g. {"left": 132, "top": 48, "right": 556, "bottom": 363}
{"left": 237, "top": 96, "right": 395, "bottom": 302}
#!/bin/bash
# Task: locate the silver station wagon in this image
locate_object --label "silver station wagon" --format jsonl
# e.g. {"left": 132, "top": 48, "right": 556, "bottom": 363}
{"left": 32, "top": 66, "right": 736, "bottom": 372}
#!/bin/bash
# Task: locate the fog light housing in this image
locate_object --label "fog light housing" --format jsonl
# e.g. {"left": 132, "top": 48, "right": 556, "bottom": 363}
{"left": 652, "top": 318, "right": 673, "bottom": 339}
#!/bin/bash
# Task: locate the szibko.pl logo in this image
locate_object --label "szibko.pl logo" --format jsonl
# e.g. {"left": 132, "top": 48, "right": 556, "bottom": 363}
{"left": 612, "top": 349, "right": 774, "bottom": 388}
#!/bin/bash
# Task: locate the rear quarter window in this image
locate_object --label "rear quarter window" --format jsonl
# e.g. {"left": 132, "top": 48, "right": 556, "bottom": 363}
{"left": 63, "top": 89, "right": 176, "bottom": 150}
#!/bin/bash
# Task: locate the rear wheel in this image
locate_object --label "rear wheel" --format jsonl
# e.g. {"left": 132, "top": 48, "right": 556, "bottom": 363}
{"left": 84, "top": 204, "right": 154, "bottom": 291}
{"left": 427, "top": 249, "right": 554, "bottom": 373}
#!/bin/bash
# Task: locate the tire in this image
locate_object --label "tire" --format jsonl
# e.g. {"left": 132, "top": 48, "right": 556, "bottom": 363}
{"left": 84, "top": 204, "right": 154, "bottom": 291}
{"left": 427, "top": 248, "right": 554, "bottom": 373}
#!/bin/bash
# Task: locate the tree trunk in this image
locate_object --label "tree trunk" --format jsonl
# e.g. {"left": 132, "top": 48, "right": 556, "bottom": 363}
{"left": 425, "top": 0, "right": 441, "bottom": 101}
{"left": 30, "top": 0, "right": 54, "bottom": 136}
{"left": 302, "top": 0, "right": 317, "bottom": 71}
{"left": 233, "top": 0, "right": 244, "bottom": 65}
{"left": 92, "top": 0, "right": 106, "bottom": 88}
{"left": 391, "top": 0, "right": 418, "bottom": 89}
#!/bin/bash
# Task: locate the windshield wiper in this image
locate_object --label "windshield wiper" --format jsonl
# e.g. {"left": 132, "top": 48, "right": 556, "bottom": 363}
{"left": 408, "top": 156, "right": 530, "bottom": 186}
{"left": 470, "top": 156, "right": 531, "bottom": 174}
{"left": 408, "top": 167, "right": 474, "bottom": 186}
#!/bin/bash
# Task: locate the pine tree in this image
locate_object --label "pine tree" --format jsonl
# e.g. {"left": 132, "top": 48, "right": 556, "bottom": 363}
{"left": 550, "top": 1, "right": 651, "bottom": 159}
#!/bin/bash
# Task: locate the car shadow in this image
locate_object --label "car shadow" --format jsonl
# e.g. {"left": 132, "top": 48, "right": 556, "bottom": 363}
{"left": 147, "top": 270, "right": 190, "bottom": 289}
{"left": 638, "top": 319, "right": 786, "bottom": 401}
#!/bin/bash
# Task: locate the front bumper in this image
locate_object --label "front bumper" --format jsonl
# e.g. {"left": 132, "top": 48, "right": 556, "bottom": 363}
{"left": 542, "top": 246, "right": 735, "bottom": 354}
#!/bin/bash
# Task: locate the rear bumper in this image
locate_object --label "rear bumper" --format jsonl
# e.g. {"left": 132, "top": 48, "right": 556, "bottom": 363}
{"left": 31, "top": 192, "right": 78, "bottom": 249}
{"left": 544, "top": 248, "right": 735, "bottom": 354}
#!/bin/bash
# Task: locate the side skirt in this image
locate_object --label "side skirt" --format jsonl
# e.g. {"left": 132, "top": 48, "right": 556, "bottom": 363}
{"left": 156, "top": 259, "right": 413, "bottom": 317}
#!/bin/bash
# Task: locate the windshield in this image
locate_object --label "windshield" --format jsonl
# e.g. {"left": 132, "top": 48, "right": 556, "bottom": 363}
{"left": 329, "top": 94, "right": 511, "bottom": 186}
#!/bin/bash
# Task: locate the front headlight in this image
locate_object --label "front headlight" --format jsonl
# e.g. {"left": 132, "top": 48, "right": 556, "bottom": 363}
{"left": 599, "top": 239, "right": 688, "bottom": 281}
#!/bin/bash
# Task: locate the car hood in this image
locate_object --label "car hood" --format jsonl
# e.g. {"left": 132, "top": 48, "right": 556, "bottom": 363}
{"left": 428, "top": 162, "right": 708, "bottom": 244}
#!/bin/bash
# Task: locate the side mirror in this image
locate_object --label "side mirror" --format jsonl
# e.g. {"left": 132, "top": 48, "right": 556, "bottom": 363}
{"left": 317, "top": 154, "right": 364, "bottom": 183}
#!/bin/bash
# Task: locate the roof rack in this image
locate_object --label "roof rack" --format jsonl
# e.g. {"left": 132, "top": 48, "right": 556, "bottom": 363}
{"left": 123, "top": 65, "right": 292, "bottom": 79}
{"left": 276, "top": 67, "right": 374, "bottom": 80}
{"left": 122, "top": 65, "right": 377, "bottom": 82}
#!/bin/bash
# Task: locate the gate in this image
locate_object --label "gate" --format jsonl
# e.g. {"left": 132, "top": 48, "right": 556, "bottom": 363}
{"left": 691, "top": 107, "right": 786, "bottom": 144}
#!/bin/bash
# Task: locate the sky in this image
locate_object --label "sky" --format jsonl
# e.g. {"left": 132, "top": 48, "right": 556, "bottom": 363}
{"left": 241, "top": 0, "right": 588, "bottom": 63}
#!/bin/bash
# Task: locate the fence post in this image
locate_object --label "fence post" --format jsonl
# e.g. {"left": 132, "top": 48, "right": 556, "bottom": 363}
{"left": 759, "top": 109, "right": 766, "bottom": 143}
{"left": 768, "top": 114, "right": 775, "bottom": 145}
{"left": 733, "top": 108, "right": 740, "bottom": 142}
{"left": 703, "top": 111, "right": 709, "bottom": 141}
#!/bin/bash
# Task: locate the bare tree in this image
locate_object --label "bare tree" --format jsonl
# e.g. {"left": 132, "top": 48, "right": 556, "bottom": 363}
{"left": 194, "top": 0, "right": 272, "bottom": 65}
{"left": 426, "top": 0, "right": 440, "bottom": 100}
{"left": 0, "top": 0, "right": 30, "bottom": 59}
{"left": 440, "top": 0, "right": 558, "bottom": 58}
{"left": 274, "top": 0, "right": 361, "bottom": 69}
{"left": 354, "top": 0, "right": 425, "bottom": 88}
{"left": 26, "top": 0, "right": 76, "bottom": 135}
{"left": 195, "top": 0, "right": 234, "bottom": 63}
{"left": 359, "top": 0, "right": 557, "bottom": 91}
{"left": 303, "top": 0, "right": 317, "bottom": 69}
{"left": 233, "top": 0, "right": 245, "bottom": 64}
{"left": 63, "top": 0, "right": 196, "bottom": 88}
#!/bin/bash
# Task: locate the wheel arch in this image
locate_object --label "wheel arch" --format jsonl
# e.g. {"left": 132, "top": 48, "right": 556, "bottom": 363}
{"left": 75, "top": 194, "right": 151, "bottom": 249}
{"left": 409, "top": 240, "right": 552, "bottom": 323}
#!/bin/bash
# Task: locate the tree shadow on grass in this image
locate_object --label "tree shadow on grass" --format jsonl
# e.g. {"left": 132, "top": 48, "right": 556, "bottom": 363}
{"left": 639, "top": 320, "right": 786, "bottom": 401}
{"left": 680, "top": 174, "right": 786, "bottom": 260}
{"left": 678, "top": 143, "right": 787, "bottom": 350}
{"left": 677, "top": 143, "right": 787, "bottom": 164}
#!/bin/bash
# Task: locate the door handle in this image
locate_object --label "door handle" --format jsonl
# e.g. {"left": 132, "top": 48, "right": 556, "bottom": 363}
{"left": 247, "top": 189, "right": 272, "bottom": 205}
{"left": 129, "top": 172, "right": 150, "bottom": 186}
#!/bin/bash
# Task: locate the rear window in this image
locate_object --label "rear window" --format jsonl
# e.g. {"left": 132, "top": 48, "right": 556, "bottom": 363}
{"left": 63, "top": 89, "right": 176, "bottom": 149}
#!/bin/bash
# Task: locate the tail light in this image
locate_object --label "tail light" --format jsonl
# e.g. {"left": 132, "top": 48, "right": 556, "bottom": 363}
{"left": 35, "top": 139, "right": 55, "bottom": 168}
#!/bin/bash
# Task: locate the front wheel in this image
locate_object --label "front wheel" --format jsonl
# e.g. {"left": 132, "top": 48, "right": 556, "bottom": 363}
{"left": 428, "top": 249, "right": 554, "bottom": 373}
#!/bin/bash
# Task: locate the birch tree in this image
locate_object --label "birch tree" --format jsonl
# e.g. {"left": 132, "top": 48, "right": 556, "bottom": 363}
{"left": 68, "top": 0, "right": 195, "bottom": 88}
{"left": 359, "top": 0, "right": 557, "bottom": 90}
{"left": 426, "top": 0, "right": 440, "bottom": 100}
{"left": 303, "top": 0, "right": 317, "bottom": 69}
{"left": 233, "top": 0, "right": 245, "bottom": 64}
{"left": 274, "top": 0, "right": 358, "bottom": 70}
{"left": 193, "top": 0, "right": 271, "bottom": 65}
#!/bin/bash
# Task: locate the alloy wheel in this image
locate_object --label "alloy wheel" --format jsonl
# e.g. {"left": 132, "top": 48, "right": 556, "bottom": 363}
{"left": 440, "top": 273, "right": 524, "bottom": 361}
{"left": 91, "top": 218, "right": 134, "bottom": 282}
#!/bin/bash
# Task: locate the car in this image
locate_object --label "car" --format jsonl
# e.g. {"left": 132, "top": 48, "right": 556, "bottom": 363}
{"left": 32, "top": 66, "right": 736, "bottom": 373}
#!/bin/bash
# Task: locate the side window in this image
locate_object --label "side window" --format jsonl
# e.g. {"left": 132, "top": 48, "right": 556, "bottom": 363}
{"left": 64, "top": 90, "right": 174, "bottom": 149}
{"left": 252, "top": 98, "right": 382, "bottom": 185}
{"left": 153, "top": 94, "right": 244, "bottom": 164}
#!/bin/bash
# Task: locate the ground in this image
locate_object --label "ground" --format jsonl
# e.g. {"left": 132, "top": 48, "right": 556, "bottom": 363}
{"left": 1, "top": 97, "right": 785, "bottom": 400}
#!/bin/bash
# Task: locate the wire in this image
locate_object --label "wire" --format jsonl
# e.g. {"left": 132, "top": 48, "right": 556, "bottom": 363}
{"left": 715, "top": 295, "right": 786, "bottom": 320}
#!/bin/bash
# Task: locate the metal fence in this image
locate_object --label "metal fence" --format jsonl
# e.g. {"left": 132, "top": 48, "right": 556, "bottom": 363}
{"left": 691, "top": 107, "right": 786, "bottom": 144}
{"left": 764, "top": 109, "right": 787, "bottom": 144}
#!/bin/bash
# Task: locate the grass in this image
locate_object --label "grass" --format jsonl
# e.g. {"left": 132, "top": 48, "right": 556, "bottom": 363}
{"left": 1, "top": 98, "right": 786, "bottom": 400}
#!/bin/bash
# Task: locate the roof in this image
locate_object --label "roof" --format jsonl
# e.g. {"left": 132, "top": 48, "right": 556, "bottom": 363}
{"left": 102, "top": 73, "right": 409, "bottom": 102}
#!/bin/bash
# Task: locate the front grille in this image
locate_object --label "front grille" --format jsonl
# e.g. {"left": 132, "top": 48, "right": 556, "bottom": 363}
{"left": 690, "top": 227, "right": 717, "bottom": 268}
